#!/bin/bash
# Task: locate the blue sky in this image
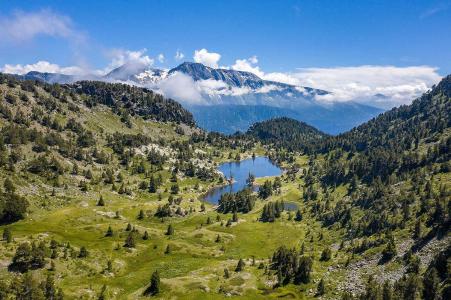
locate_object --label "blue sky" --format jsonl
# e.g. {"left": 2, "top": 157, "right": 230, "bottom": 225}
{"left": 0, "top": 0, "right": 450, "bottom": 106}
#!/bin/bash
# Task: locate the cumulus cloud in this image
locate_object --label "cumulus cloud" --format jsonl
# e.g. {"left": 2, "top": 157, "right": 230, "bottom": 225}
{"left": 193, "top": 49, "right": 221, "bottom": 68}
{"left": 1, "top": 60, "right": 84, "bottom": 75}
{"left": 175, "top": 50, "right": 185, "bottom": 61}
{"left": 228, "top": 54, "right": 441, "bottom": 107}
{"left": 231, "top": 56, "right": 265, "bottom": 78}
{"left": 106, "top": 48, "right": 153, "bottom": 70}
{"left": 0, "top": 9, "right": 84, "bottom": 44}
{"left": 289, "top": 65, "right": 442, "bottom": 107}
{"left": 157, "top": 54, "right": 165, "bottom": 63}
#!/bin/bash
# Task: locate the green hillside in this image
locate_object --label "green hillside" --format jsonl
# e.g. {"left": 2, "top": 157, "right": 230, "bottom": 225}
{"left": 0, "top": 74, "right": 449, "bottom": 299}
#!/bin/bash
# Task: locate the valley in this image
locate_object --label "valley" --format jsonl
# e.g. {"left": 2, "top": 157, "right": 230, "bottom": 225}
{"left": 0, "top": 72, "right": 449, "bottom": 300}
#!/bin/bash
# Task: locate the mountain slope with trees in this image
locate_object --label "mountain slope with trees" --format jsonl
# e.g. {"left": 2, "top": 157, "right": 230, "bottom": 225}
{"left": 0, "top": 73, "right": 448, "bottom": 299}
{"left": 246, "top": 117, "right": 328, "bottom": 151}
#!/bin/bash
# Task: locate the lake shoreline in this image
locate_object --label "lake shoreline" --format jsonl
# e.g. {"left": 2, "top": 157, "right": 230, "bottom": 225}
{"left": 202, "top": 156, "right": 282, "bottom": 205}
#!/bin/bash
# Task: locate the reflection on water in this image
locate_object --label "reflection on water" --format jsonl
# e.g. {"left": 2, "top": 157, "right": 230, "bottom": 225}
{"left": 283, "top": 202, "right": 298, "bottom": 211}
{"left": 204, "top": 156, "right": 282, "bottom": 205}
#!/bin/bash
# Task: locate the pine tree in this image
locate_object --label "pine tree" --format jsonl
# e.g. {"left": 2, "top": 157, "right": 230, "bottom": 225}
{"left": 170, "top": 183, "right": 179, "bottom": 194}
{"left": 98, "top": 284, "right": 107, "bottom": 300}
{"left": 149, "top": 176, "right": 157, "bottom": 193}
{"left": 107, "top": 260, "right": 113, "bottom": 273}
{"left": 295, "top": 209, "right": 303, "bottom": 221}
{"left": 413, "top": 220, "right": 422, "bottom": 239}
{"left": 317, "top": 278, "right": 325, "bottom": 296}
{"left": 382, "top": 235, "right": 397, "bottom": 261}
{"left": 118, "top": 183, "right": 125, "bottom": 194}
{"left": 105, "top": 225, "right": 114, "bottom": 237}
{"left": 3, "top": 227, "right": 12, "bottom": 243}
{"left": 138, "top": 209, "right": 145, "bottom": 220}
{"left": 124, "top": 232, "right": 136, "bottom": 248}
{"left": 164, "top": 244, "right": 171, "bottom": 254}
{"left": 320, "top": 247, "right": 332, "bottom": 261}
{"left": 144, "top": 270, "right": 160, "bottom": 296}
{"left": 78, "top": 246, "right": 88, "bottom": 258}
{"left": 44, "top": 274, "right": 56, "bottom": 299}
{"left": 166, "top": 224, "right": 174, "bottom": 236}
{"left": 125, "top": 223, "right": 132, "bottom": 231}
{"left": 232, "top": 212, "right": 238, "bottom": 222}
{"left": 97, "top": 195, "right": 105, "bottom": 206}
{"left": 382, "top": 280, "right": 393, "bottom": 300}
{"left": 143, "top": 231, "right": 149, "bottom": 240}
{"left": 422, "top": 267, "right": 439, "bottom": 300}
{"left": 235, "top": 258, "right": 245, "bottom": 272}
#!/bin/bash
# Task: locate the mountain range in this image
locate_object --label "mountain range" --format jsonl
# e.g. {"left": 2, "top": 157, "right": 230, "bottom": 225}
{"left": 11, "top": 62, "right": 384, "bottom": 134}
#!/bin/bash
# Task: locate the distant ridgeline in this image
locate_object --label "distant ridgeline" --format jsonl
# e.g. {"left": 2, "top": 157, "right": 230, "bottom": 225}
{"left": 9, "top": 62, "right": 384, "bottom": 135}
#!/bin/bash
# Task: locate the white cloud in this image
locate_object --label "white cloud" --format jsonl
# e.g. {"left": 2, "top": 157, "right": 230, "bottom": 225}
{"left": 107, "top": 48, "right": 153, "bottom": 69}
{"left": 255, "top": 84, "right": 282, "bottom": 94}
{"left": 262, "top": 72, "right": 300, "bottom": 85}
{"left": 155, "top": 72, "right": 205, "bottom": 104}
{"left": 157, "top": 54, "right": 165, "bottom": 63}
{"left": 1, "top": 60, "right": 84, "bottom": 75}
{"left": 228, "top": 56, "right": 442, "bottom": 107}
{"left": 0, "top": 9, "right": 84, "bottom": 43}
{"left": 94, "top": 48, "right": 155, "bottom": 76}
{"left": 231, "top": 56, "right": 265, "bottom": 78}
{"left": 175, "top": 50, "right": 185, "bottom": 61}
{"left": 289, "top": 65, "right": 441, "bottom": 107}
{"left": 193, "top": 49, "right": 221, "bottom": 68}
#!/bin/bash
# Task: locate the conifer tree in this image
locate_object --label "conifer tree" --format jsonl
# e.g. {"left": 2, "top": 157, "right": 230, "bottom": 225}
{"left": 232, "top": 212, "right": 238, "bottom": 222}
{"left": 149, "top": 176, "right": 157, "bottom": 193}
{"left": 166, "top": 224, "right": 174, "bottom": 236}
{"left": 98, "top": 284, "right": 107, "bottom": 300}
{"left": 295, "top": 209, "right": 303, "bottom": 221}
{"left": 97, "top": 195, "right": 105, "bottom": 206}
{"left": 413, "top": 220, "right": 422, "bottom": 239}
{"left": 144, "top": 270, "right": 160, "bottom": 296}
{"left": 44, "top": 274, "right": 56, "bottom": 299}
{"left": 3, "top": 227, "right": 12, "bottom": 243}
{"left": 124, "top": 232, "right": 135, "bottom": 248}
{"left": 422, "top": 267, "right": 439, "bottom": 300}
{"left": 105, "top": 225, "right": 114, "bottom": 237}
{"left": 320, "top": 247, "right": 332, "bottom": 261}
{"left": 317, "top": 278, "right": 325, "bottom": 296}
{"left": 382, "top": 235, "right": 397, "bottom": 261}
{"left": 143, "top": 231, "right": 149, "bottom": 240}
{"left": 235, "top": 258, "right": 245, "bottom": 272}
{"left": 78, "top": 246, "right": 88, "bottom": 258}
{"left": 382, "top": 280, "right": 393, "bottom": 300}
{"left": 170, "top": 183, "right": 179, "bottom": 194}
